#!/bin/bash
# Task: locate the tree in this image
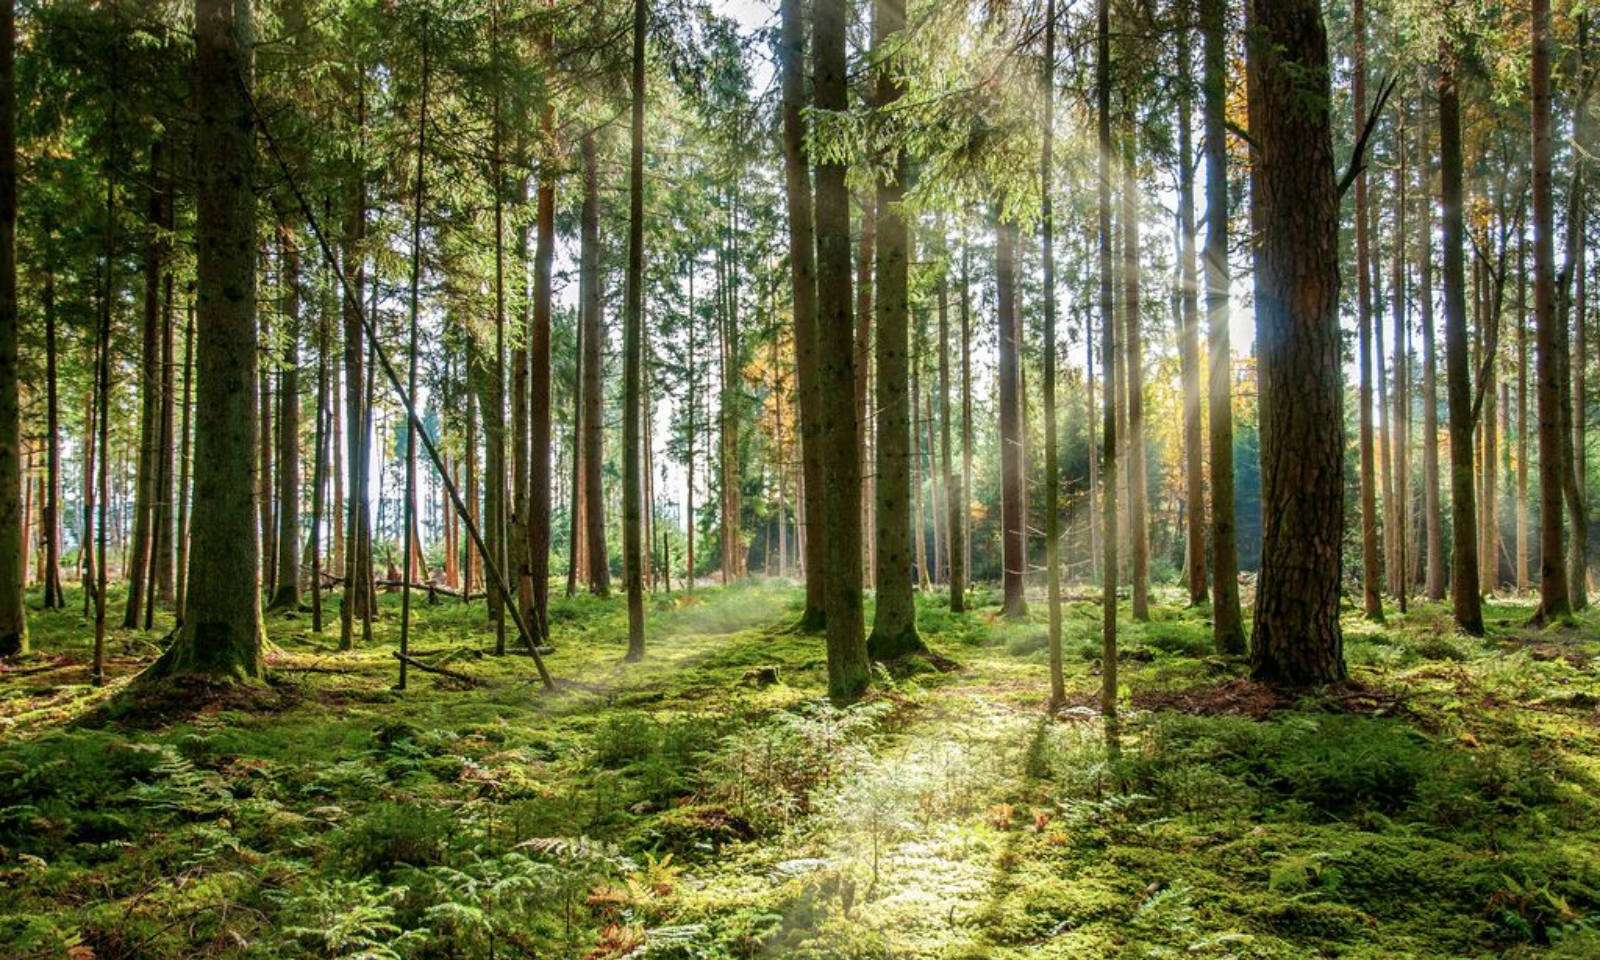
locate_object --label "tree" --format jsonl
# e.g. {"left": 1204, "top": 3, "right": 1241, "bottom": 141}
{"left": 580, "top": 132, "right": 609, "bottom": 596}
{"left": 1097, "top": 0, "right": 1118, "bottom": 716}
{"left": 1042, "top": 0, "right": 1064, "bottom": 706}
{"left": 778, "top": 0, "right": 825, "bottom": 628}
{"left": 1177, "top": 1, "right": 1207, "bottom": 609}
{"left": 1246, "top": 0, "right": 1346, "bottom": 685}
{"left": 1352, "top": 0, "right": 1383, "bottom": 621}
{"left": 814, "top": 0, "right": 869, "bottom": 697}
{"left": 1201, "top": 0, "right": 1244, "bottom": 656}
{"left": 1531, "top": 0, "right": 1571, "bottom": 622}
{"left": 1439, "top": 46, "right": 1484, "bottom": 635}
{"left": 996, "top": 214, "right": 1026, "bottom": 621}
{"left": 267, "top": 220, "right": 302, "bottom": 612}
{"left": 867, "top": 0, "right": 922, "bottom": 661}
{"left": 0, "top": 0, "right": 20, "bottom": 658}
{"left": 622, "top": 0, "right": 647, "bottom": 661}
{"left": 144, "top": 0, "right": 262, "bottom": 681}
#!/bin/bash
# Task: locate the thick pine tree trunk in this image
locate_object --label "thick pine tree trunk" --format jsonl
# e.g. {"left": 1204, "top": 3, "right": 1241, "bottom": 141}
{"left": 856, "top": 194, "right": 875, "bottom": 586}
{"left": 530, "top": 100, "right": 556, "bottom": 642}
{"left": 1246, "top": 0, "right": 1347, "bottom": 685}
{"left": 1201, "top": 0, "right": 1244, "bottom": 656}
{"left": 1439, "top": 54, "right": 1485, "bottom": 633}
{"left": 815, "top": 0, "right": 870, "bottom": 696}
{"left": 175, "top": 292, "right": 194, "bottom": 622}
{"left": 145, "top": 0, "right": 262, "bottom": 680}
{"left": 867, "top": 0, "right": 922, "bottom": 660}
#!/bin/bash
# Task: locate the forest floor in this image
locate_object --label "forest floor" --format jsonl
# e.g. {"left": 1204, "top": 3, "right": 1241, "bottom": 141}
{"left": 2, "top": 579, "right": 1599, "bottom": 960}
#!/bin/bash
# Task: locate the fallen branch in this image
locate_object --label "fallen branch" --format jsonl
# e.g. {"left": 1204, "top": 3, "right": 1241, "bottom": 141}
{"left": 392, "top": 652, "right": 477, "bottom": 687}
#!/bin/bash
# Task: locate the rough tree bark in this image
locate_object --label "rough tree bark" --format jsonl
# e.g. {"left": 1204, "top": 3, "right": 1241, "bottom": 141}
{"left": 1246, "top": 0, "right": 1347, "bottom": 685}
{"left": 815, "top": 0, "right": 870, "bottom": 696}
{"left": 144, "top": 0, "right": 263, "bottom": 680}
{"left": 622, "top": 0, "right": 647, "bottom": 660}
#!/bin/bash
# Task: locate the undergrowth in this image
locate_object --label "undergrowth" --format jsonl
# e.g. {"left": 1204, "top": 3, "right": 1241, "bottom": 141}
{"left": 1, "top": 580, "right": 1597, "bottom": 958}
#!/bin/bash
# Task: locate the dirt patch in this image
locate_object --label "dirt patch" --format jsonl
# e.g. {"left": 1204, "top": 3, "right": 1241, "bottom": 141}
{"left": 1133, "top": 678, "right": 1417, "bottom": 721}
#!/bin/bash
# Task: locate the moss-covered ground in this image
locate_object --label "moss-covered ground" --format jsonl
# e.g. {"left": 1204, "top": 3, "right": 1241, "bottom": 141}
{"left": 2, "top": 579, "right": 1598, "bottom": 959}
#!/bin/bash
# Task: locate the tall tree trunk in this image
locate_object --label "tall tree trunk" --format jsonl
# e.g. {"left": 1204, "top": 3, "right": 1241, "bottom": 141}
{"left": 780, "top": 0, "right": 824, "bottom": 625}
{"left": 997, "top": 217, "right": 1027, "bottom": 620}
{"left": 1391, "top": 120, "right": 1410, "bottom": 611}
{"left": 961, "top": 239, "right": 974, "bottom": 591}
{"left": 580, "top": 133, "right": 609, "bottom": 596}
{"left": 815, "top": 0, "right": 870, "bottom": 696}
{"left": 341, "top": 78, "right": 370, "bottom": 651}
{"left": 175, "top": 289, "right": 194, "bottom": 622}
{"left": 1043, "top": 0, "right": 1064, "bottom": 705}
{"left": 398, "top": 38, "right": 429, "bottom": 689}
{"left": 0, "top": 0, "right": 20, "bottom": 656}
{"left": 1122, "top": 131, "right": 1149, "bottom": 622}
{"left": 856, "top": 194, "right": 876, "bottom": 586}
{"left": 868, "top": 0, "right": 922, "bottom": 659}
{"left": 940, "top": 255, "right": 963, "bottom": 612}
{"left": 1096, "top": 0, "right": 1119, "bottom": 716}
{"left": 1518, "top": 242, "right": 1530, "bottom": 591}
{"left": 311, "top": 259, "right": 330, "bottom": 632}
{"left": 1532, "top": 0, "right": 1571, "bottom": 622}
{"left": 1352, "top": 0, "right": 1383, "bottom": 621}
{"left": 1177, "top": 6, "right": 1207, "bottom": 607}
{"left": 1561, "top": 18, "right": 1591, "bottom": 610}
{"left": 258, "top": 259, "right": 275, "bottom": 601}
{"left": 268, "top": 221, "right": 302, "bottom": 612}
{"left": 1201, "top": 0, "right": 1244, "bottom": 655}
{"left": 151, "top": 233, "right": 177, "bottom": 614}
{"left": 145, "top": 0, "right": 262, "bottom": 680}
{"left": 622, "top": 0, "right": 647, "bottom": 660}
{"left": 1439, "top": 51, "right": 1484, "bottom": 633}
{"left": 1419, "top": 107, "right": 1446, "bottom": 601}
{"left": 125, "top": 143, "right": 165, "bottom": 628}
{"left": 530, "top": 88, "right": 556, "bottom": 643}
{"left": 1246, "top": 0, "right": 1347, "bottom": 685}
{"left": 41, "top": 241, "right": 62, "bottom": 610}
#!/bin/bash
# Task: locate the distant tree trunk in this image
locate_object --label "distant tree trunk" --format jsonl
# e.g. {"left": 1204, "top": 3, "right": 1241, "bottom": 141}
{"left": 1247, "top": 0, "right": 1347, "bottom": 685}
{"left": 1417, "top": 108, "right": 1445, "bottom": 602}
{"left": 1517, "top": 242, "right": 1529, "bottom": 592}
{"left": 622, "top": 0, "right": 647, "bottom": 660}
{"left": 258, "top": 262, "right": 275, "bottom": 601}
{"left": 0, "top": 0, "right": 19, "bottom": 656}
{"left": 145, "top": 0, "right": 262, "bottom": 680}
{"left": 398, "top": 39, "right": 429, "bottom": 689}
{"left": 779, "top": 0, "right": 824, "bottom": 625}
{"left": 341, "top": 79, "right": 371, "bottom": 651}
{"left": 1097, "top": 0, "right": 1119, "bottom": 715}
{"left": 175, "top": 289, "right": 194, "bottom": 622}
{"left": 530, "top": 89, "right": 556, "bottom": 643}
{"left": 960, "top": 240, "right": 974, "bottom": 588}
{"left": 912, "top": 336, "right": 929, "bottom": 591}
{"left": 268, "top": 221, "right": 302, "bottom": 612}
{"left": 1439, "top": 51, "right": 1485, "bottom": 633}
{"left": 40, "top": 240, "right": 63, "bottom": 610}
{"left": 1391, "top": 119, "right": 1410, "bottom": 611}
{"left": 125, "top": 143, "right": 165, "bottom": 629}
{"left": 940, "top": 258, "right": 963, "bottom": 612}
{"left": 311, "top": 262, "right": 330, "bottom": 632}
{"left": 686, "top": 267, "right": 698, "bottom": 589}
{"left": 510, "top": 180, "right": 531, "bottom": 635}
{"left": 997, "top": 217, "right": 1027, "bottom": 620}
{"left": 1122, "top": 130, "right": 1149, "bottom": 622}
{"left": 579, "top": 133, "right": 609, "bottom": 596}
{"left": 1532, "top": 0, "right": 1570, "bottom": 623}
{"left": 150, "top": 231, "right": 177, "bottom": 616}
{"left": 868, "top": 0, "right": 922, "bottom": 660}
{"left": 1177, "top": 6, "right": 1207, "bottom": 608}
{"left": 855, "top": 194, "right": 875, "bottom": 586}
{"left": 94, "top": 215, "right": 111, "bottom": 680}
{"left": 1201, "top": 0, "right": 1244, "bottom": 655}
{"left": 1560, "top": 18, "right": 1591, "bottom": 610}
{"left": 1043, "top": 0, "right": 1064, "bottom": 705}
{"left": 815, "top": 0, "right": 870, "bottom": 696}
{"left": 1352, "top": 0, "right": 1383, "bottom": 621}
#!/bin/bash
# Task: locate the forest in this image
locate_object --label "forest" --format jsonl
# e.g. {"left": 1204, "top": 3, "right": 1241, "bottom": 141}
{"left": 1, "top": 0, "right": 1599, "bottom": 956}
